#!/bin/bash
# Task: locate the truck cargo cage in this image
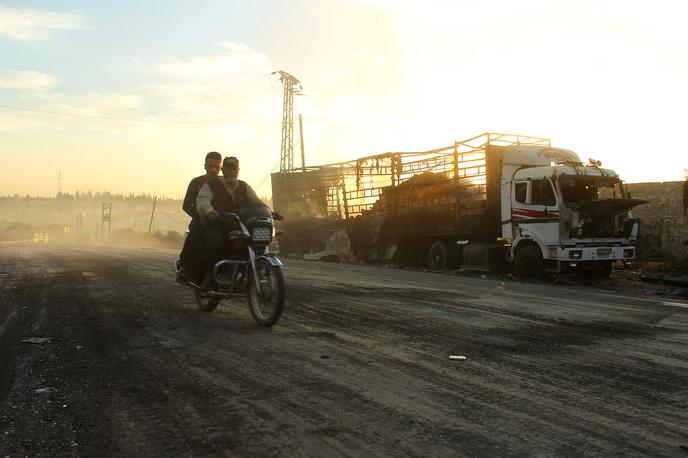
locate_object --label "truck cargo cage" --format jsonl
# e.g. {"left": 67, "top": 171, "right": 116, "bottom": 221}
{"left": 271, "top": 132, "right": 550, "bottom": 221}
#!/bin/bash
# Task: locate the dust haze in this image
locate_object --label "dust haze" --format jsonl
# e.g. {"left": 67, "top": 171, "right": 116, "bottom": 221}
{"left": 0, "top": 192, "right": 187, "bottom": 249}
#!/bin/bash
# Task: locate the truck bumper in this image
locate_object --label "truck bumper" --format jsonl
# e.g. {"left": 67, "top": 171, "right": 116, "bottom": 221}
{"left": 551, "top": 246, "right": 635, "bottom": 262}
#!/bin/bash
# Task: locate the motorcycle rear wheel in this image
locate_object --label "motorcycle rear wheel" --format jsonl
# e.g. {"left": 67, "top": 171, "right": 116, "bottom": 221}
{"left": 247, "top": 259, "right": 285, "bottom": 327}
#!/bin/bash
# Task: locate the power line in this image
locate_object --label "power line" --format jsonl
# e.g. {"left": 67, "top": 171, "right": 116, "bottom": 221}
{"left": 307, "top": 89, "right": 398, "bottom": 96}
{"left": 0, "top": 75, "right": 275, "bottom": 143}
{"left": 3, "top": 73, "right": 272, "bottom": 136}
{"left": 0, "top": 102, "right": 274, "bottom": 124}
{"left": 255, "top": 158, "right": 282, "bottom": 193}
{"left": 0, "top": 87, "right": 281, "bottom": 144}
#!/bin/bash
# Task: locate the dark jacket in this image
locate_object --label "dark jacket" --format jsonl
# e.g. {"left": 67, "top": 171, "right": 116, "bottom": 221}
{"left": 208, "top": 178, "right": 248, "bottom": 214}
{"left": 182, "top": 175, "right": 206, "bottom": 219}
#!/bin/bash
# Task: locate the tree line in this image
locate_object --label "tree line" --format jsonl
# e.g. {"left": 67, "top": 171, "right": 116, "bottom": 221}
{"left": 1, "top": 192, "right": 181, "bottom": 204}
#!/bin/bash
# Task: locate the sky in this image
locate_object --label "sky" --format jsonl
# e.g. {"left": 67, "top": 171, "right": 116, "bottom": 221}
{"left": 1, "top": 0, "right": 687, "bottom": 198}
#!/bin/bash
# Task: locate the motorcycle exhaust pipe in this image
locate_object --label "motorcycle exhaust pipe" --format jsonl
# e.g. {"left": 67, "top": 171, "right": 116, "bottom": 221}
{"left": 176, "top": 277, "right": 203, "bottom": 290}
{"left": 176, "top": 277, "right": 230, "bottom": 298}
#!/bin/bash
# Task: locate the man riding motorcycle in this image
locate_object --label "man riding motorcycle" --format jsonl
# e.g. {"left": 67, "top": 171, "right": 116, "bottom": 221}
{"left": 177, "top": 151, "right": 222, "bottom": 281}
{"left": 193, "top": 156, "right": 265, "bottom": 283}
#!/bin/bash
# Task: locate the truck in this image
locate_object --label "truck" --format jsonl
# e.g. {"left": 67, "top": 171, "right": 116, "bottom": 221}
{"left": 271, "top": 132, "right": 646, "bottom": 279}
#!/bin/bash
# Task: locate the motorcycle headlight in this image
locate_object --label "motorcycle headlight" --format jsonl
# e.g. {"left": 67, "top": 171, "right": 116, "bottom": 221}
{"left": 251, "top": 226, "right": 272, "bottom": 242}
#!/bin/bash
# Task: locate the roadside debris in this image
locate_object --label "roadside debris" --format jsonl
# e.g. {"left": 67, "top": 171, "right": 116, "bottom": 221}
{"left": 449, "top": 355, "right": 467, "bottom": 361}
{"left": 640, "top": 274, "right": 688, "bottom": 288}
{"left": 304, "top": 251, "right": 342, "bottom": 262}
{"left": 35, "top": 387, "right": 56, "bottom": 394}
{"left": 662, "top": 301, "right": 688, "bottom": 309}
{"left": 21, "top": 337, "right": 51, "bottom": 344}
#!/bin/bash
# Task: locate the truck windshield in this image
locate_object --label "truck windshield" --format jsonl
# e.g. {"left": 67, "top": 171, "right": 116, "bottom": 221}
{"left": 559, "top": 175, "right": 626, "bottom": 205}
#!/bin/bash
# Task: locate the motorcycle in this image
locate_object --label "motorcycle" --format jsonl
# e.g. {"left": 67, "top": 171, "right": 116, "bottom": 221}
{"left": 175, "top": 204, "right": 285, "bottom": 327}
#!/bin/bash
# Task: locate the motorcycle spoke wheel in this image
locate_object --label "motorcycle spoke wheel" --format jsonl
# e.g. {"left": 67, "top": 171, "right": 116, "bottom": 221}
{"left": 247, "top": 260, "right": 284, "bottom": 327}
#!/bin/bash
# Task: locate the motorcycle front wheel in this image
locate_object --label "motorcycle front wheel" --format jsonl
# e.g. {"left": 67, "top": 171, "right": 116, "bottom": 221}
{"left": 247, "top": 258, "right": 285, "bottom": 327}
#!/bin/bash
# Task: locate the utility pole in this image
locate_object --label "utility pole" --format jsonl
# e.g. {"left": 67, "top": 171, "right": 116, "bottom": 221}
{"left": 273, "top": 70, "right": 302, "bottom": 172}
{"left": 101, "top": 202, "right": 112, "bottom": 241}
{"left": 75, "top": 212, "right": 84, "bottom": 232}
{"left": 299, "top": 113, "right": 306, "bottom": 172}
{"left": 147, "top": 196, "right": 158, "bottom": 234}
{"left": 57, "top": 171, "right": 62, "bottom": 196}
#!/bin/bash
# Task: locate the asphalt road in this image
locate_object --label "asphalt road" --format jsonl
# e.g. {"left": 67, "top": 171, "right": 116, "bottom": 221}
{"left": 1, "top": 244, "right": 687, "bottom": 457}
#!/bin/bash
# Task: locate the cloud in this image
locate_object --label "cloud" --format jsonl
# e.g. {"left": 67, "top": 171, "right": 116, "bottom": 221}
{"left": 0, "top": 93, "right": 143, "bottom": 137}
{"left": 0, "top": 114, "right": 43, "bottom": 131}
{"left": 29, "top": 94, "right": 144, "bottom": 124}
{"left": 208, "top": 124, "right": 257, "bottom": 142}
{"left": 0, "top": 5, "right": 88, "bottom": 42}
{"left": 146, "top": 42, "right": 270, "bottom": 82}
{"left": 77, "top": 93, "right": 143, "bottom": 113}
{"left": 138, "top": 43, "right": 279, "bottom": 124}
{"left": 0, "top": 70, "right": 60, "bottom": 92}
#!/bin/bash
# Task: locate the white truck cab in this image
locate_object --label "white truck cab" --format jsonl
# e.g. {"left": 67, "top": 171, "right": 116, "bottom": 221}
{"left": 499, "top": 145, "right": 644, "bottom": 278}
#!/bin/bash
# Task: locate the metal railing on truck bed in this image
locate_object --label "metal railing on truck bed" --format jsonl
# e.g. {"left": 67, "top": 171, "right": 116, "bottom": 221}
{"left": 271, "top": 133, "right": 550, "bottom": 221}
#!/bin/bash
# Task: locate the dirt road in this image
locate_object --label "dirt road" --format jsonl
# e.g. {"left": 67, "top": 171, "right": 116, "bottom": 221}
{"left": 1, "top": 244, "right": 687, "bottom": 457}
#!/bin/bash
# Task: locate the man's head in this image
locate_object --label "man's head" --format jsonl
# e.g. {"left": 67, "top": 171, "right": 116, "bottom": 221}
{"left": 204, "top": 151, "right": 222, "bottom": 178}
{"left": 222, "top": 156, "right": 239, "bottom": 182}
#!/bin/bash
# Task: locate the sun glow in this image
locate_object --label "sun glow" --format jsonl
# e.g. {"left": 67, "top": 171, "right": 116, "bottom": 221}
{"left": 1, "top": 1, "right": 686, "bottom": 198}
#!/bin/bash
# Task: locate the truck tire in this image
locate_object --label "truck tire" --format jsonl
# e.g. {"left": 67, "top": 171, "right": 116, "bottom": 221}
{"left": 426, "top": 242, "right": 448, "bottom": 272}
{"left": 514, "top": 245, "right": 544, "bottom": 280}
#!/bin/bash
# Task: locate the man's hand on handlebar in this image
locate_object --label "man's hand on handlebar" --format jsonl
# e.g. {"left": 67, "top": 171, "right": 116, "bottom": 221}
{"left": 272, "top": 211, "right": 284, "bottom": 221}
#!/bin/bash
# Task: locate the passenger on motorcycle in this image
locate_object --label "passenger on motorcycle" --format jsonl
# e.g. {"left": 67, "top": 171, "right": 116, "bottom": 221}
{"left": 177, "top": 151, "right": 222, "bottom": 282}
{"left": 194, "top": 156, "right": 265, "bottom": 282}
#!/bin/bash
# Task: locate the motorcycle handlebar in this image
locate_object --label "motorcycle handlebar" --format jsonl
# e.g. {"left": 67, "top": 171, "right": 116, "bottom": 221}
{"left": 217, "top": 212, "right": 240, "bottom": 223}
{"left": 217, "top": 210, "right": 283, "bottom": 222}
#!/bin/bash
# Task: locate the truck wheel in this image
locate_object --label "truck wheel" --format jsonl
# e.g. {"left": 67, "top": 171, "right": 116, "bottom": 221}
{"left": 426, "top": 242, "right": 448, "bottom": 272}
{"left": 514, "top": 245, "right": 544, "bottom": 280}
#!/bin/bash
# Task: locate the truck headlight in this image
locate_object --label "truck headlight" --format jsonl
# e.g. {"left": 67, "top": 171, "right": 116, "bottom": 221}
{"left": 569, "top": 250, "right": 582, "bottom": 259}
{"left": 251, "top": 226, "right": 272, "bottom": 241}
{"left": 623, "top": 248, "right": 635, "bottom": 258}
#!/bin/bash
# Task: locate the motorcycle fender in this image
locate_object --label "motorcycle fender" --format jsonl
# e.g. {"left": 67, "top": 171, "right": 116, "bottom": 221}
{"left": 258, "top": 254, "right": 283, "bottom": 267}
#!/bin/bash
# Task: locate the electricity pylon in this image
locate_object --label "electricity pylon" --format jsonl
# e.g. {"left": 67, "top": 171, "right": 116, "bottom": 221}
{"left": 274, "top": 70, "right": 302, "bottom": 172}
